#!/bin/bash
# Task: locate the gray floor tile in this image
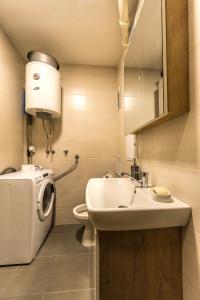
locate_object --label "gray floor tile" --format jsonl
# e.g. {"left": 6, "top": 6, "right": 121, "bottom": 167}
{"left": 52, "top": 253, "right": 89, "bottom": 274}
{"left": 0, "top": 295, "right": 42, "bottom": 300}
{"left": 50, "top": 224, "right": 82, "bottom": 235}
{"left": 0, "top": 272, "right": 15, "bottom": 296}
{"left": 60, "top": 232, "right": 92, "bottom": 254}
{"left": 38, "top": 236, "right": 64, "bottom": 257}
{"left": 16, "top": 256, "right": 56, "bottom": 274}
{"left": 0, "top": 225, "right": 96, "bottom": 299}
{"left": 45, "top": 271, "right": 95, "bottom": 293}
{"left": 0, "top": 266, "right": 17, "bottom": 273}
{"left": 42, "top": 289, "right": 96, "bottom": 300}
{"left": 89, "top": 253, "right": 96, "bottom": 274}
{"left": 0, "top": 272, "right": 48, "bottom": 298}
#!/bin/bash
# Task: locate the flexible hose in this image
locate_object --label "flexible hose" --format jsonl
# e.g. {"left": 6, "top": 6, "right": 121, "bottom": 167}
{"left": 42, "top": 118, "right": 50, "bottom": 153}
{"left": 42, "top": 118, "right": 55, "bottom": 154}
{"left": 54, "top": 155, "right": 79, "bottom": 182}
{"left": 0, "top": 167, "right": 17, "bottom": 175}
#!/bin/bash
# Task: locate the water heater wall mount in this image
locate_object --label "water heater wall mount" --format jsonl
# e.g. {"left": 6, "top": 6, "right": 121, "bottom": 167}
{"left": 25, "top": 51, "right": 61, "bottom": 119}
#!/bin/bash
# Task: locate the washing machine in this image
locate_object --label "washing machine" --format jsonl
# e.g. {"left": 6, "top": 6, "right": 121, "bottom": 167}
{"left": 0, "top": 165, "right": 55, "bottom": 265}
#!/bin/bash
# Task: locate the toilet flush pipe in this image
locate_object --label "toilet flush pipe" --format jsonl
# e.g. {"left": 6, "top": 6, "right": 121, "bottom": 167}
{"left": 117, "top": 0, "right": 130, "bottom": 47}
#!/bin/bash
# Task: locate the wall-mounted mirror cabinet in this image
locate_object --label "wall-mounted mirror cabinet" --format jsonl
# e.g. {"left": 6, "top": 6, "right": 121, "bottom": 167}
{"left": 124, "top": 0, "right": 189, "bottom": 134}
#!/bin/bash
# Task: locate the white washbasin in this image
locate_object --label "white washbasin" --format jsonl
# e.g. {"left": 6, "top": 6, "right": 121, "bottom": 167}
{"left": 86, "top": 178, "right": 191, "bottom": 231}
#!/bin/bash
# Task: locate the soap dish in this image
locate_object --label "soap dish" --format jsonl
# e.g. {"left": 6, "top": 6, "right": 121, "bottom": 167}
{"left": 151, "top": 186, "right": 173, "bottom": 203}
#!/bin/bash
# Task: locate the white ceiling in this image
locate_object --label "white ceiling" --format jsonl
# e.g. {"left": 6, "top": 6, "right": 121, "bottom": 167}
{"left": 0, "top": 0, "right": 123, "bottom": 66}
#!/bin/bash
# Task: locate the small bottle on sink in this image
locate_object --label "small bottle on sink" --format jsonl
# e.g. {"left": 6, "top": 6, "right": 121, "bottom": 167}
{"left": 131, "top": 158, "right": 140, "bottom": 181}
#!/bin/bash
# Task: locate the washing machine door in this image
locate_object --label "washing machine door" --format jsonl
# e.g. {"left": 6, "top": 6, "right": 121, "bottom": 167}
{"left": 37, "top": 178, "right": 55, "bottom": 221}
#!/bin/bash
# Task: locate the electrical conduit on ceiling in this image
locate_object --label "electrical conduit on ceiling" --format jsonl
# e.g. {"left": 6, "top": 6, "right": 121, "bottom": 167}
{"left": 117, "top": 0, "right": 130, "bottom": 47}
{"left": 117, "top": 0, "right": 144, "bottom": 48}
{"left": 129, "top": 0, "right": 144, "bottom": 38}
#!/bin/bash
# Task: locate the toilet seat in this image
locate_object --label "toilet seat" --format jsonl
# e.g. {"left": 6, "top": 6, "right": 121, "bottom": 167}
{"left": 73, "top": 204, "right": 88, "bottom": 221}
{"left": 73, "top": 203, "right": 95, "bottom": 247}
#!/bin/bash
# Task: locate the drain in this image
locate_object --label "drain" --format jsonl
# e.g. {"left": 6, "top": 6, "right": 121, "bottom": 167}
{"left": 118, "top": 205, "right": 128, "bottom": 208}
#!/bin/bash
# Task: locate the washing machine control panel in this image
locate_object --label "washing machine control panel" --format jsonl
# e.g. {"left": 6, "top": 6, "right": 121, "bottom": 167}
{"left": 33, "top": 170, "right": 53, "bottom": 183}
{"left": 43, "top": 172, "right": 49, "bottom": 178}
{"left": 34, "top": 176, "right": 43, "bottom": 183}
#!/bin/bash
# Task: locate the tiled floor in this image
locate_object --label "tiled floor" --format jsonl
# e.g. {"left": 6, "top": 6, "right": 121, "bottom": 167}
{"left": 0, "top": 225, "right": 96, "bottom": 300}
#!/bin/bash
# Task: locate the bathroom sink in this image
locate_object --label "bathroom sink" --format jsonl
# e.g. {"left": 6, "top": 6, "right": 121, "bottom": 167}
{"left": 86, "top": 178, "right": 191, "bottom": 231}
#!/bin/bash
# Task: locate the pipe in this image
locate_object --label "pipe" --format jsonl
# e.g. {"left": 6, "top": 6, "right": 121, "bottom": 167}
{"left": 129, "top": 0, "right": 144, "bottom": 38}
{"left": 54, "top": 155, "right": 79, "bottom": 182}
{"left": 26, "top": 114, "right": 33, "bottom": 164}
{"left": 117, "top": 0, "right": 130, "bottom": 47}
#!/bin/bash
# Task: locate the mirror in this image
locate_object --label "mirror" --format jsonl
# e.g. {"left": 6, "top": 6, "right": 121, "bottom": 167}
{"left": 124, "top": 0, "right": 189, "bottom": 134}
{"left": 124, "top": 0, "right": 164, "bottom": 134}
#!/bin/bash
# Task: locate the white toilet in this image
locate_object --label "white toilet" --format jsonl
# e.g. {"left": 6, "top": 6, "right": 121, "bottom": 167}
{"left": 73, "top": 203, "right": 95, "bottom": 247}
{"left": 73, "top": 171, "right": 114, "bottom": 247}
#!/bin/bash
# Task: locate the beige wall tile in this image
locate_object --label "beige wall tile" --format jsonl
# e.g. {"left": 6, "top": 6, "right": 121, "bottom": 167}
{"left": 189, "top": 42, "right": 200, "bottom": 109}
{"left": 183, "top": 277, "right": 200, "bottom": 300}
{"left": 56, "top": 190, "right": 85, "bottom": 208}
{"left": 81, "top": 158, "right": 117, "bottom": 174}
{"left": 188, "top": 0, "right": 200, "bottom": 51}
{"left": 87, "top": 94, "right": 117, "bottom": 111}
{"left": 146, "top": 165, "right": 200, "bottom": 232}
{"left": 0, "top": 26, "right": 24, "bottom": 171}
{"left": 56, "top": 208, "right": 78, "bottom": 225}
{"left": 182, "top": 226, "right": 200, "bottom": 295}
{"left": 30, "top": 65, "right": 118, "bottom": 224}
{"left": 117, "top": 2, "right": 200, "bottom": 298}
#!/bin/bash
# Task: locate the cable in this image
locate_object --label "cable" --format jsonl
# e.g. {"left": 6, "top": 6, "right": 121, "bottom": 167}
{"left": 54, "top": 155, "right": 79, "bottom": 182}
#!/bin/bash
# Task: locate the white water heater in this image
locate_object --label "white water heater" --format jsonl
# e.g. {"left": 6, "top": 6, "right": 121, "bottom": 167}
{"left": 25, "top": 51, "right": 61, "bottom": 119}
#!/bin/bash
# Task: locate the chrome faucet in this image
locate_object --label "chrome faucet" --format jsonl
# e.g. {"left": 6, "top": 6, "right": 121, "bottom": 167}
{"left": 121, "top": 171, "right": 149, "bottom": 189}
{"left": 141, "top": 172, "right": 148, "bottom": 188}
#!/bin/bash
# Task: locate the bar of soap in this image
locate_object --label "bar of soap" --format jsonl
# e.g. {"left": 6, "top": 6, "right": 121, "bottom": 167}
{"left": 151, "top": 186, "right": 172, "bottom": 202}
{"left": 153, "top": 186, "right": 171, "bottom": 196}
